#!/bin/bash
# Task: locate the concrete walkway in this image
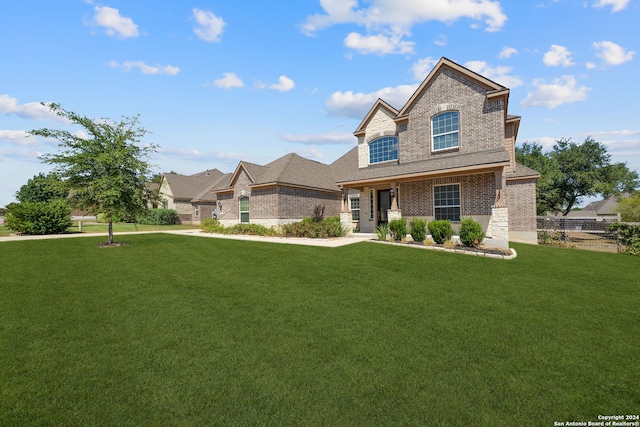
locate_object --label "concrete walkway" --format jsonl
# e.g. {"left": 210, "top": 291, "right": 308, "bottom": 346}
{"left": 0, "top": 229, "right": 377, "bottom": 248}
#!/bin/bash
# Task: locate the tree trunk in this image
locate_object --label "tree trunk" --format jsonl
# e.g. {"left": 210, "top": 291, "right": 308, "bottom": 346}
{"left": 108, "top": 217, "right": 113, "bottom": 244}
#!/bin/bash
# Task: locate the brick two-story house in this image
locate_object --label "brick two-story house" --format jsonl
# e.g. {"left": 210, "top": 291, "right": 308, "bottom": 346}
{"left": 162, "top": 57, "right": 538, "bottom": 244}
{"left": 336, "top": 57, "right": 539, "bottom": 245}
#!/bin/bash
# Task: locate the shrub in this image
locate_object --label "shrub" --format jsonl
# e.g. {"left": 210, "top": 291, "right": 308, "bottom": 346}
{"left": 388, "top": 219, "right": 407, "bottom": 241}
{"left": 375, "top": 224, "right": 389, "bottom": 241}
{"left": 312, "top": 205, "right": 325, "bottom": 223}
{"left": 5, "top": 200, "right": 72, "bottom": 235}
{"left": 428, "top": 219, "right": 454, "bottom": 244}
{"left": 609, "top": 222, "right": 640, "bottom": 256}
{"left": 409, "top": 218, "right": 427, "bottom": 243}
{"left": 225, "top": 223, "right": 275, "bottom": 236}
{"left": 459, "top": 217, "right": 484, "bottom": 247}
{"left": 200, "top": 217, "right": 224, "bottom": 233}
{"left": 282, "top": 217, "right": 344, "bottom": 238}
{"left": 137, "top": 208, "right": 178, "bottom": 225}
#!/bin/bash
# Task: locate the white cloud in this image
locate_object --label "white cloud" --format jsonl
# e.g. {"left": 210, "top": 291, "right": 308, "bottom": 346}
{"left": 292, "top": 147, "right": 324, "bottom": 159}
{"left": 586, "top": 129, "right": 640, "bottom": 138}
{"left": 520, "top": 75, "right": 589, "bottom": 108}
{"left": 464, "top": 60, "right": 523, "bottom": 88}
{"left": 593, "top": 0, "right": 629, "bottom": 12}
{"left": 411, "top": 57, "right": 438, "bottom": 81}
{"left": 109, "top": 61, "right": 180, "bottom": 75}
{"left": 585, "top": 62, "right": 597, "bottom": 69}
{"left": 281, "top": 132, "right": 355, "bottom": 145}
{"left": 269, "top": 76, "right": 296, "bottom": 92}
{"left": 434, "top": 34, "right": 448, "bottom": 47}
{"left": 326, "top": 84, "right": 419, "bottom": 118}
{"left": 0, "top": 95, "right": 69, "bottom": 122}
{"left": 210, "top": 72, "right": 244, "bottom": 89}
{"left": 593, "top": 41, "right": 635, "bottom": 65}
{"left": 156, "top": 147, "right": 245, "bottom": 163}
{"left": 499, "top": 47, "right": 518, "bottom": 59}
{"left": 344, "top": 32, "right": 414, "bottom": 55}
{"left": 91, "top": 6, "right": 139, "bottom": 39}
{"left": 0, "top": 130, "right": 39, "bottom": 146}
{"left": 543, "top": 45, "right": 575, "bottom": 67}
{"left": 193, "top": 8, "right": 226, "bottom": 43}
{"left": 302, "top": 0, "right": 508, "bottom": 35}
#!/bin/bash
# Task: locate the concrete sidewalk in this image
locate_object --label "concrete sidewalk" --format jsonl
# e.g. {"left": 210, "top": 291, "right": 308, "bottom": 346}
{"left": 0, "top": 229, "right": 377, "bottom": 248}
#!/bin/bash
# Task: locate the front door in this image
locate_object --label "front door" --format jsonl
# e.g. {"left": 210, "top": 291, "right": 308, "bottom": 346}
{"left": 377, "top": 189, "right": 392, "bottom": 225}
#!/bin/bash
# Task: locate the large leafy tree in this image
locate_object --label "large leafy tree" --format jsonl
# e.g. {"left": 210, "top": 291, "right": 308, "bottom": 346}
{"left": 16, "top": 172, "right": 67, "bottom": 203}
{"left": 30, "top": 103, "right": 157, "bottom": 244}
{"left": 616, "top": 192, "right": 640, "bottom": 222}
{"left": 516, "top": 137, "right": 639, "bottom": 216}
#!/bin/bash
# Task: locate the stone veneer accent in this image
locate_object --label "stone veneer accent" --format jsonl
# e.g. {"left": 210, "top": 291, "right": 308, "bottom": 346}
{"left": 486, "top": 207, "right": 509, "bottom": 242}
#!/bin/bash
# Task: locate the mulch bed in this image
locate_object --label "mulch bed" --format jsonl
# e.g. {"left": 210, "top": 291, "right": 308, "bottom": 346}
{"left": 392, "top": 240, "right": 513, "bottom": 256}
{"left": 97, "top": 242, "right": 129, "bottom": 248}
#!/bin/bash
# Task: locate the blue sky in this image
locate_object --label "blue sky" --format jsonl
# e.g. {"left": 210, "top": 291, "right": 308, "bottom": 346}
{"left": 1, "top": 0, "right": 638, "bottom": 207}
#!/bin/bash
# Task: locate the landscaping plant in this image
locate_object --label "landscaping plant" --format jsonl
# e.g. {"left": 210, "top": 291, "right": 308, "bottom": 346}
{"left": 409, "top": 218, "right": 427, "bottom": 243}
{"left": 459, "top": 217, "right": 484, "bottom": 247}
{"left": 375, "top": 224, "right": 389, "bottom": 241}
{"left": 137, "top": 209, "right": 179, "bottom": 225}
{"left": 428, "top": 219, "right": 454, "bottom": 244}
{"left": 4, "top": 200, "right": 72, "bottom": 235}
{"left": 388, "top": 219, "right": 407, "bottom": 241}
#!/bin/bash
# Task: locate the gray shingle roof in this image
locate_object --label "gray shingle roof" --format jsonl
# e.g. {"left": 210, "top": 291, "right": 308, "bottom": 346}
{"left": 337, "top": 148, "right": 511, "bottom": 184}
{"left": 506, "top": 163, "right": 540, "bottom": 180}
{"left": 163, "top": 169, "right": 224, "bottom": 200}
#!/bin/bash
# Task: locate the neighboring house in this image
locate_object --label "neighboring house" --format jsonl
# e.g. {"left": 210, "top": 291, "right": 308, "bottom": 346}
{"left": 159, "top": 169, "right": 231, "bottom": 224}
{"left": 210, "top": 152, "right": 359, "bottom": 228}
{"left": 161, "top": 57, "right": 539, "bottom": 244}
{"left": 565, "top": 193, "right": 627, "bottom": 219}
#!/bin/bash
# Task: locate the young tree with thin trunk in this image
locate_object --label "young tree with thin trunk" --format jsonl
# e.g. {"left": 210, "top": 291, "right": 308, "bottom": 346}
{"left": 31, "top": 103, "right": 157, "bottom": 244}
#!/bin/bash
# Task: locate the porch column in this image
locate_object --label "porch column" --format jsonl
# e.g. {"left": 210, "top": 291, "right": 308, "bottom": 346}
{"left": 487, "top": 168, "right": 509, "bottom": 245}
{"left": 341, "top": 186, "right": 349, "bottom": 213}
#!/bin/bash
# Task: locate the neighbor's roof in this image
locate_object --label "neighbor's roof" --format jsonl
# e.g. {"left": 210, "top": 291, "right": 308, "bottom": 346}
{"left": 163, "top": 169, "right": 224, "bottom": 200}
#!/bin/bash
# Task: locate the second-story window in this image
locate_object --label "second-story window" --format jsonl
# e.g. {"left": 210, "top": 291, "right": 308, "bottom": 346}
{"left": 432, "top": 111, "right": 459, "bottom": 151}
{"left": 369, "top": 136, "right": 398, "bottom": 164}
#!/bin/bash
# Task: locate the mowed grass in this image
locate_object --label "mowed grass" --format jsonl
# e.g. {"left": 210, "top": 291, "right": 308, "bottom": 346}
{"left": 1, "top": 235, "right": 638, "bottom": 426}
{"left": 0, "top": 222, "right": 199, "bottom": 236}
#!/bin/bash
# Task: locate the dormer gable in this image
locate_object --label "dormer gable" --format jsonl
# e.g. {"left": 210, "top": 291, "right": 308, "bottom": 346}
{"left": 354, "top": 99, "right": 399, "bottom": 137}
{"left": 398, "top": 57, "right": 508, "bottom": 117}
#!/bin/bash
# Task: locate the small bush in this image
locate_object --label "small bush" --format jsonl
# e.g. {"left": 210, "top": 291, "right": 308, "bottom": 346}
{"left": 428, "top": 219, "right": 454, "bottom": 244}
{"left": 226, "top": 223, "right": 275, "bottom": 236}
{"left": 388, "top": 219, "right": 407, "bottom": 241}
{"left": 312, "top": 205, "right": 325, "bottom": 223}
{"left": 137, "top": 209, "right": 178, "bottom": 225}
{"left": 459, "top": 217, "right": 484, "bottom": 247}
{"left": 409, "top": 218, "right": 427, "bottom": 243}
{"left": 200, "top": 217, "right": 224, "bottom": 233}
{"left": 423, "top": 237, "right": 435, "bottom": 246}
{"left": 5, "top": 200, "right": 72, "bottom": 235}
{"left": 375, "top": 224, "right": 389, "bottom": 241}
{"left": 282, "top": 216, "right": 344, "bottom": 238}
{"left": 609, "top": 222, "right": 640, "bottom": 256}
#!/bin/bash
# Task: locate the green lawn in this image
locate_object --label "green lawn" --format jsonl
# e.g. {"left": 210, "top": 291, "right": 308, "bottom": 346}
{"left": 0, "top": 222, "right": 198, "bottom": 236}
{"left": 1, "top": 235, "right": 638, "bottom": 426}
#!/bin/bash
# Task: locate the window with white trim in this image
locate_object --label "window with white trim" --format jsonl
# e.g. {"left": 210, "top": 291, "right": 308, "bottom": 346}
{"left": 239, "top": 196, "right": 249, "bottom": 223}
{"left": 434, "top": 184, "right": 460, "bottom": 222}
{"left": 350, "top": 198, "right": 360, "bottom": 221}
{"left": 369, "top": 136, "right": 398, "bottom": 164}
{"left": 432, "top": 111, "right": 459, "bottom": 151}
